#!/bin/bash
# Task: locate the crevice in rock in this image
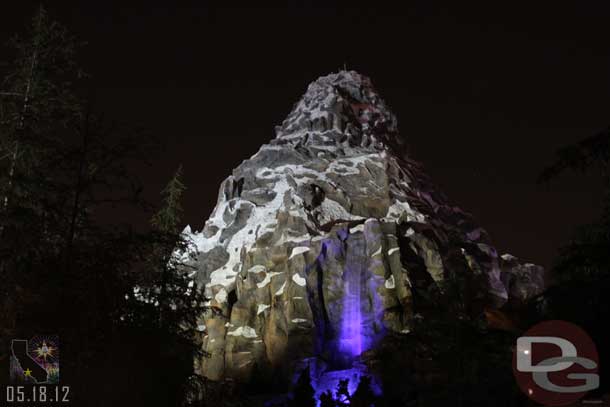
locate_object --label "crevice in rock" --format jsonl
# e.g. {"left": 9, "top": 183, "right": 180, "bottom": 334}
{"left": 227, "top": 289, "right": 238, "bottom": 309}
{"left": 396, "top": 224, "right": 434, "bottom": 312}
{"left": 306, "top": 243, "right": 334, "bottom": 355}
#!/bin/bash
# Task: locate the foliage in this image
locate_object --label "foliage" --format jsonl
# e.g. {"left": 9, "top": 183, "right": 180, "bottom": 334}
{"left": 117, "top": 166, "right": 207, "bottom": 407}
{"left": 413, "top": 272, "right": 522, "bottom": 407}
{"left": 350, "top": 376, "right": 378, "bottom": 407}
{"left": 0, "top": 7, "right": 205, "bottom": 407}
{"left": 289, "top": 367, "right": 316, "bottom": 407}
{"left": 535, "top": 128, "right": 610, "bottom": 395}
{"left": 538, "top": 128, "right": 609, "bottom": 184}
{"left": 122, "top": 165, "right": 205, "bottom": 334}
{"left": 538, "top": 127, "right": 610, "bottom": 283}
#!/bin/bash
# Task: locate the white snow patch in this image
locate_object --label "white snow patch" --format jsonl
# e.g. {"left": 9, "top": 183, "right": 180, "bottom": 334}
{"left": 257, "top": 271, "right": 284, "bottom": 289}
{"left": 185, "top": 169, "right": 299, "bottom": 292}
{"left": 257, "top": 304, "right": 270, "bottom": 315}
{"left": 249, "top": 265, "right": 267, "bottom": 273}
{"left": 501, "top": 253, "right": 518, "bottom": 261}
{"left": 385, "top": 275, "right": 396, "bottom": 289}
{"left": 227, "top": 326, "right": 258, "bottom": 338}
{"left": 350, "top": 224, "right": 365, "bottom": 233}
{"left": 327, "top": 154, "right": 383, "bottom": 176}
{"left": 292, "top": 318, "right": 308, "bottom": 323}
{"left": 388, "top": 247, "right": 400, "bottom": 256}
{"left": 292, "top": 273, "right": 307, "bottom": 287}
{"left": 275, "top": 282, "right": 287, "bottom": 296}
{"left": 215, "top": 288, "right": 228, "bottom": 304}
{"left": 385, "top": 201, "right": 425, "bottom": 223}
{"left": 372, "top": 247, "right": 382, "bottom": 257}
{"left": 276, "top": 233, "right": 310, "bottom": 246}
{"left": 315, "top": 198, "right": 364, "bottom": 224}
{"left": 289, "top": 246, "right": 310, "bottom": 260}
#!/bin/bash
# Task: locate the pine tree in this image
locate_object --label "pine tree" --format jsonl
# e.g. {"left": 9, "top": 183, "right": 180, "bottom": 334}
{"left": 144, "top": 165, "right": 205, "bottom": 331}
{"left": 0, "top": 7, "right": 206, "bottom": 406}
{"left": 151, "top": 164, "right": 186, "bottom": 235}
{"left": 0, "top": 5, "right": 84, "bottom": 231}
{"left": 413, "top": 270, "right": 519, "bottom": 407}
{"left": 539, "top": 128, "right": 610, "bottom": 283}
{"left": 536, "top": 128, "right": 610, "bottom": 396}
{"left": 0, "top": 4, "right": 85, "bottom": 367}
{"left": 121, "top": 165, "right": 204, "bottom": 332}
{"left": 119, "top": 165, "right": 208, "bottom": 407}
{"left": 151, "top": 164, "right": 186, "bottom": 329}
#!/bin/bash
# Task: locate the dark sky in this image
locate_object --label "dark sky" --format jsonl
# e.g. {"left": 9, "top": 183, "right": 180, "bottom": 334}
{"left": 2, "top": 1, "right": 609, "bottom": 269}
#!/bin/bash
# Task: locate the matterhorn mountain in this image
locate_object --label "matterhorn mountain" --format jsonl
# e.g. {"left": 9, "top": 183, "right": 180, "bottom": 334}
{"left": 183, "top": 71, "right": 544, "bottom": 395}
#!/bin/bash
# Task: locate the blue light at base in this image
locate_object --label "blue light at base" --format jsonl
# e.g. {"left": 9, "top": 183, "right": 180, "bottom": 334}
{"left": 299, "top": 357, "right": 383, "bottom": 407}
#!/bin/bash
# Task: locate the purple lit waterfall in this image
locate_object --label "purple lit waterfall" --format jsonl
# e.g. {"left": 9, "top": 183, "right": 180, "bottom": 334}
{"left": 337, "top": 226, "right": 384, "bottom": 360}
{"left": 299, "top": 228, "right": 385, "bottom": 405}
{"left": 339, "top": 270, "right": 364, "bottom": 357}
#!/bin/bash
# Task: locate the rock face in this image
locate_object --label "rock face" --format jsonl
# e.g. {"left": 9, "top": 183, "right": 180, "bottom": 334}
{"left": 184, "top": 71, "right": 544, "bottom": 384}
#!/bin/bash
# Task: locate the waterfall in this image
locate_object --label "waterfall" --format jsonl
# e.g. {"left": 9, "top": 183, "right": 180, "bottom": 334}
{"left": 299, "top": 230, "right": 384, "bottom": 406}
{"left": 339, "top": 264, "right": 364, "bottom": 358}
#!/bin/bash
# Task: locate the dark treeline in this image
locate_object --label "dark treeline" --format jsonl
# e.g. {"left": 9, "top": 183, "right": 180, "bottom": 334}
{"left": 533, "top": 127, "right": 610, "bottom": 399}
{"left": 0, "top": 6, "right": 206, "bottom": 406}
{"left": 1, "top": 6, "right": 609, "bottom": 407}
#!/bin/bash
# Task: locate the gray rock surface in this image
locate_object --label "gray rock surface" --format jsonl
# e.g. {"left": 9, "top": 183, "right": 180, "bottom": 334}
{"left": 183, "top": 71, "right": 544, "bottom": 382}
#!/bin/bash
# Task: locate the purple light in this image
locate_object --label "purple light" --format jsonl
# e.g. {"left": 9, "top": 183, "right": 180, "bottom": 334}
{"left": 302, "top": 358, "right": 383, "bottom": 407}
{"left": 339, "top": 268, "right": 364, "bottom": 357}
{"left": 297, "top": 229, "right": 387, "bottom": 406}
{"left": 337, "top": 227, "right": 385, "bottom": 359}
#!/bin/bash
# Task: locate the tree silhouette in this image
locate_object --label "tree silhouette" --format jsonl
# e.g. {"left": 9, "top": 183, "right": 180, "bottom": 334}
{"left": 0, "top": 5, "right": 84, "bottom": 230}
{"left": 319, "top": 391, "right": 336, "bottom": 407}
{"left": 0, "top": 7, "right": 203, "bottom": 406}
{"left": 412, "top": 270, "right": 520, "bottom": 407}
{"left": 335, "top": 379, "right": 351, "bottom": 406}
{"left": 350, "top": 376, "right": 377, "bottom": 407}
{"left": 120, "top": 165, "right": 207, "bottom": 406}
{"left": 290, "top": 366, "right": 316, "bottom": 407}
{"left": 536, "top": 128, "right": 610, "bottom": 396}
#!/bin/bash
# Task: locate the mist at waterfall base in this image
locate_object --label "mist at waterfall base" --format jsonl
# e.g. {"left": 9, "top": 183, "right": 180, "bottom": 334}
{"left": 292, "top": 236, "right": 386, "bottom": 405}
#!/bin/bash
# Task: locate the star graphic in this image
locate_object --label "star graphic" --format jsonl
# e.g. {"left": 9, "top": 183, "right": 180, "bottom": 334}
{"left": 24, "top": 368, "right": 32, "bottom": 377}
{"left": 34, "top": 340, "right": 56, "bottom": 361}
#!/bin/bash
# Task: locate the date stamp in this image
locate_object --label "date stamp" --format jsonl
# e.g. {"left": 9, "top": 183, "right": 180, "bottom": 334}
{"left": 3, "top": 385, "right": 71, "bottom": 405}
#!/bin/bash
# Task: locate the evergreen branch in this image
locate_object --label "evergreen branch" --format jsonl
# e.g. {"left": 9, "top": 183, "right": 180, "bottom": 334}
{"left": 0, "top": 92, "right": 24, "bottom": 97}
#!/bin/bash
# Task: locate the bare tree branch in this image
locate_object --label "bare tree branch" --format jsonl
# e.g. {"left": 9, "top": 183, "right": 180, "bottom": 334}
{"left": 0, "top": 92, "right": 24, "bottom": 97}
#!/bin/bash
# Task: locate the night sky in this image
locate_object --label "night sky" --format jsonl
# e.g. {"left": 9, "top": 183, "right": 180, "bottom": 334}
{"left": 2, "top": 1, "right": 609, "bottom": 269}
